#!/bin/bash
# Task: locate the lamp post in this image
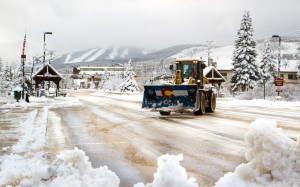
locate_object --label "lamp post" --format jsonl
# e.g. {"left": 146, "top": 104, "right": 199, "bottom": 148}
{"left": 272, "top": 35, "right": 282, "bottom": 96}
{"left": 272, "top": 35, "right": 281, "bottom": 78}
{"left": 43, "top": 32, "right": 52, "bottom": 89}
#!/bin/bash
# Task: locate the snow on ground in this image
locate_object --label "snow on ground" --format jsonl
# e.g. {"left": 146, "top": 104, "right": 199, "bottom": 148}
{"left": 218, "top": 98, "right": 300, "bottom": 108}
{"left": 107, "top": 47, "right": 119, "bottom": 59}
{"left": 64, "top": 53, "right": 72, "bottom": 64}
{"left": 86, "top": 48, "right": 107, "bottom": 62}
{"left": 92, "top": 91, "right": 143, "bottom": 102}
{"left": 1, "top": 95, "right": 300, "bottom": 186}
{"left": 215, "top": 119, "right": 300, "bottom": 187}
{"left": 69, "top": 49, "right": 99, "bottom": 63}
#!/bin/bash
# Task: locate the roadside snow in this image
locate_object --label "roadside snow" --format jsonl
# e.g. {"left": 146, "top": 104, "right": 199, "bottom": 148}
{"left": 215, "top": 118, "right": 300, "bottom": 187}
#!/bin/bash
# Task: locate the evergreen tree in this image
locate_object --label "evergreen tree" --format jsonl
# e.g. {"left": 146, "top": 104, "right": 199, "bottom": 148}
{"left": 120, "top": 59, "right": 139, "bottom": 92}
{"left": 230, "top": 11, "right": 260, "bottom": 92}
{"left": 2, "top": 64, "right": 11, "bottom": 89}
{"left": 12, "top": 65, "right": 23, "bottom": 87}
{"left": 0, "top": 58, "right": 3, "bottom": 94}
{"left": 259, "top": 39, "right": 277, "bottom": 82}
{"left": 0, "top": 57, "right": 3, "bottom": 73}
{"left": 297, "top": 33, "right": 300, "bottom": 79}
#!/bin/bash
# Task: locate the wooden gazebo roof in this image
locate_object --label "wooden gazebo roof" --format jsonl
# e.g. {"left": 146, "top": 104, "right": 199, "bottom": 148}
{"left": 204, "top": 66, "right": 226, "bottom": 85}
{"left": 33, "top": 63, "right": 63, "bottom": 89}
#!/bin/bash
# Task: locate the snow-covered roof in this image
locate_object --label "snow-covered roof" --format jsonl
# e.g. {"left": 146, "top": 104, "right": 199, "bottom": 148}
{"left": 204, "top": 66, "right": 226, "bottom": 82}
{"left": 176, "top": 57, "right": 204, "bottom": 62}
{"left": 32, "top": 63, "right": 63, "bottom": 78}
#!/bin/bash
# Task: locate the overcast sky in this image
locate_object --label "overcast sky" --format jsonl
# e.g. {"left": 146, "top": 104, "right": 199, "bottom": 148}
{"left": 1, "top": 0, "right": 300, "bottom": 64}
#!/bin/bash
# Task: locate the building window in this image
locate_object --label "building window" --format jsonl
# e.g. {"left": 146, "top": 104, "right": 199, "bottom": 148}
{"left": 280, "top": 74, "right": 284, "bottom": 78}
{"left": 221, "top": 73, "right": 227, "bottom": 77}
{"left": 288, "top": 74, "right": 297, "bottom": 80}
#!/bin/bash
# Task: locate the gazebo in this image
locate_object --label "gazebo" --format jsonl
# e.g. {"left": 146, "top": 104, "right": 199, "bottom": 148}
{"left": 204, "top": 66, "right": 226, "bottom": 95}
{"left": 32, "top": 63, "right": 63, "bottom": 93}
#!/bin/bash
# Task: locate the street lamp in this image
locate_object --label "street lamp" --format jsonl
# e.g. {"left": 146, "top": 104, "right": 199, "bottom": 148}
{"left": 272, "top": 35, "right": 281, "bottom": 78}
{"left": 43, "top": 32, "right": 52, "bottom": 89}
{"left": 272, "top": 35, "right": 282, "bottom": 96}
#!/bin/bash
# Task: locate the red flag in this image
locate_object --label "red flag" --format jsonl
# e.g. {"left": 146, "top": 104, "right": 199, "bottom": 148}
{"left": 22, "top": 34, "right": 26, "bottom": 55}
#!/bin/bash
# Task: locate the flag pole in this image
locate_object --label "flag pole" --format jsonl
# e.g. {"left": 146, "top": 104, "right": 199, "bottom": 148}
{"left": 21, "top": 34, "right": 26, "bottom": 99}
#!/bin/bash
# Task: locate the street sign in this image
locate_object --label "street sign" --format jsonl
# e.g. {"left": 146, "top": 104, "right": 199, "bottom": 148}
{"left": 276, "top": 89, "right": 283, "bottom": 92}
{"left": 274, "top": 78, "right": 284, "bottom": 86}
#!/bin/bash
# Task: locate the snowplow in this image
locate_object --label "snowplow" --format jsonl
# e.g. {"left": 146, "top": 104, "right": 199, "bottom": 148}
{"left": 142, "top": 58, "right": 224, "bottom": 115}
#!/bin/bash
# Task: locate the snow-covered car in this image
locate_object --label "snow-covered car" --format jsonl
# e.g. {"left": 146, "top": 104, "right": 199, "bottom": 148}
{"left": 47, "top": 88, "right": 56, "bottom": 97}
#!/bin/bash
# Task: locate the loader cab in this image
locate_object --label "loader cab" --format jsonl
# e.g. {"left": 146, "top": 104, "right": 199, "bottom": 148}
{"left": 175, "top": 58, "right": 206, "bottom": 84}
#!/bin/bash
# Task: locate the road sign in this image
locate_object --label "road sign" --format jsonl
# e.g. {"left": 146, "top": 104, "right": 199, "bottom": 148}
{"left": 276, "top": 89, "right": 283, "bottom": 92}
{"left": 274, "top": 78, "right": 284, "bottom": 86}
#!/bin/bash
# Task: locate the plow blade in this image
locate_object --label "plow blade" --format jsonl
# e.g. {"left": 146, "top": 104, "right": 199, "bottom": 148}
{"left": 142, "top": 85, "right": 198, "bottom": 109}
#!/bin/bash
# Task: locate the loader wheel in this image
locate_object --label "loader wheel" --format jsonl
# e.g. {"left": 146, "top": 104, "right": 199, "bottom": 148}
{"left": 206, "top": 92, "right": 216, "bottom": 112}
{"left": 194, "top": 91, "right": 206, "bottom": 115}
{"left": 159, "top": 111, "right": 171, "bottom": 115}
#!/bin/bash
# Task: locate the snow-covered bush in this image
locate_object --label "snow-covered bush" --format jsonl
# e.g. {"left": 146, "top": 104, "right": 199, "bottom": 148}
{"left": 120, "top": 59, "right": 140, "bottom": 92}
{"left": 225, "top": 83, "right": 300, "bottom": 101}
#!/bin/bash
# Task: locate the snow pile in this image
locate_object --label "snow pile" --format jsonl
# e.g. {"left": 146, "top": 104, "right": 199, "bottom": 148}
{"left": 12, "top": 108, "right": 47, "bottom": 153}
{"left": 46, "top": 148, "right": 120, "bottom": 187}
{"left": 134, "top": 154, "right": 198, "bottom": 187}
{"left": 216, "top": 118, "right": 300, "bottom": 187}
{"left": 0, "top": 148, "right": 120, "bottom": 186}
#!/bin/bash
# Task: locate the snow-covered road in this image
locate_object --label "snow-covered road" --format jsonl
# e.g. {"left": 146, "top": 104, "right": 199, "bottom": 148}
{"left": 1, "top": 90, "right": 300, "bottom": 187}
{"left": 61, "top": 91, "right": 300, "bottom": 186}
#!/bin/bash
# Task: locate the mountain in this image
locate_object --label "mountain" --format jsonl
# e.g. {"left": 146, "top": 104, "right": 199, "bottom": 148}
{"left": 50, "top": 36, "right": 299, "bottom": 70}
{"left": 50, "top": 47, "right": 148, "bottom": 68}
{"left": 51, "top": 44, "right": 202, "bottom": 69}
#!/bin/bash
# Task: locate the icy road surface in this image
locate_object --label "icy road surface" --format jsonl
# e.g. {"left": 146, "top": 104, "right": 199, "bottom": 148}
{"left": 1, "top": 90, "right": 300, "bottom": 187}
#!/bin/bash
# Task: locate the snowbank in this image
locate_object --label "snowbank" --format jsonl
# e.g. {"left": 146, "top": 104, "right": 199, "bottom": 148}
{"left": 0, "top": 148, "right": 120, "bottom": 186}
{"left": 215, "top": 118, "right": 300, "bottom": 187}
{"left": 134, "top": 154, "right": 198, "bottom": 187}
{"left": 218, "top": 98, "right": 300, "bottom": 108}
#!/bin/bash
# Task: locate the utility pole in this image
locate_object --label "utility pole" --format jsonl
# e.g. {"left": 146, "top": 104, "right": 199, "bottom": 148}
{"left": 207, "top": 41, "right": 213, "bottom": 66}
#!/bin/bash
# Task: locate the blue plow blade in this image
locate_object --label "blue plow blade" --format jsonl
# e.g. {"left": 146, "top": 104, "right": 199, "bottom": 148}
{"left": 142, "top": 85, "right": 198, "bottom": 109}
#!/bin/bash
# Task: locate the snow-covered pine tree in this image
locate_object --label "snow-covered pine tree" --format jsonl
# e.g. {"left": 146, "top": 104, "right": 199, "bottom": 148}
{"left": 0, "top": 58, "right": 3, "bottom": 95}
{"left": 1, "top": 64, "right": 12, "bottom": 94}
{"left": 100, "top": 68, "right": 111, "bottom": 91}
{"left": 296, "top": 32, "right": 300, "bottom": 79}
{"left": 12, "top": 65, "right": 23, "bottom": 88}
{"left": 259, "top": 39, "right": 277, "bottom": 82}
{"left": 0, "top": 57, "right": 3, "bottom": 73}
{"left": 120, "top": 59, "right": 140, "bottom": 92}
{"left": 230, "top": 11, "right": 260, "bottom": 92}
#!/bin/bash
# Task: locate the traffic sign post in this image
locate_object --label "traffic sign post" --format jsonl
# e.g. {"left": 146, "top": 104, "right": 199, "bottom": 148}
{"left": 274, "top": 78, "right": 284, "bottom": 86}
{"left": 274, "top": 78, "right": 284, "bottom": 96}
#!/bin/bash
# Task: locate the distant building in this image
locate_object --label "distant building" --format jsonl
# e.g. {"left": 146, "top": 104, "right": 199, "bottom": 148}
{"left": 72, "top": 64, "right": 126, "bottom": 88}
{"left": 216, "top": 59, "right": 299, "bottom": 84}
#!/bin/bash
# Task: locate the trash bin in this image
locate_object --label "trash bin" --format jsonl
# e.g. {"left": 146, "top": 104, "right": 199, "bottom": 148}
{"left": 13, "top": 91, "right": 21, "bottom": 102}
{"left": 39, "top": 89, "right": 45, "bottom": 97}
{"left": 13, "top": 87, "right": 22, "bottom": 102}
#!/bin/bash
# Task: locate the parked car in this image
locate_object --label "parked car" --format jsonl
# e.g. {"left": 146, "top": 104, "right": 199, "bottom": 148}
{"left": 47, "top": 88, "right": 56, "bottom": 97}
